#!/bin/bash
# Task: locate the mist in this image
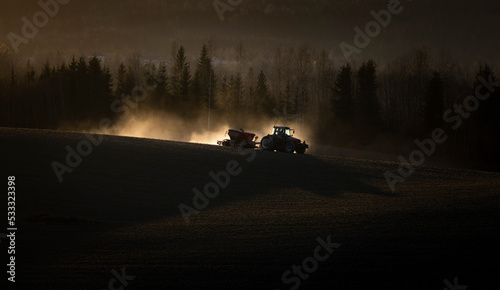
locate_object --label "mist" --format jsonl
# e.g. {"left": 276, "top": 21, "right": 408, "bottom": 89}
{"left": 1, "top": 0, "right": 500, "bottom": 67}
{"left": 81, "top": 106, "right": 312, "bottom": 150}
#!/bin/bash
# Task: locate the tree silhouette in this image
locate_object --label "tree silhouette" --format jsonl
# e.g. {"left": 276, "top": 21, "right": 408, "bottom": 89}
{"left": 170, "top": 46, "right": 191, "bottom": 108}
{"left": 357, "top": 60, "right": 382, "bottom": 133}
{"left": 193, "top": 44, "right": 216, "bottom": 109}
{"left": 333, "top": 64, "right": 354, "bottom": 123}
{"left": 230, "top": 73, "right": 243, "bottom": 112}
{"left": 420, "top": 71, "right": 444, "bottom": 133}
{"left": 244, "top": 67, "right": 256, "bottom": 113}
{"left": 25, "top": 60, "right": 35, "bottom": 83}
{"left": 153, "top": 62, "right": 169, "bottom": 109}
{"left": 87, "top": 56, "right": 113, "bottom": 118}
{"left": 115, "top": 62, "right": 135, "bottom": 99}
{"left": 218, "top": 73, "right": 239, "bottom": 117}
{"left": 256, "top": 70, "right": 272, "bottom": 116}
{"left": 40, "top": 62, "right": 52, "bottom": 80}
{"left": 471, "top": 64, "right": 500, "bottom": 168}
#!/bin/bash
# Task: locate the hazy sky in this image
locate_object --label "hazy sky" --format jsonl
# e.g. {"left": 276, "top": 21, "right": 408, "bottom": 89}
{"left": 1, "top": 0, "right": 499, "bottom": 65}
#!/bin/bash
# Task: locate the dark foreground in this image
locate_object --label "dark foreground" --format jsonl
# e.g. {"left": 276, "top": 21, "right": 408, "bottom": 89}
{"left": 1, "top": 128, "right": 499, "bottom": 289}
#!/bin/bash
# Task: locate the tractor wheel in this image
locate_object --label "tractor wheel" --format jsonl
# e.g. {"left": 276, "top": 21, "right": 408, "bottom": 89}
{"left": 284, "top": 142, "right": 295, "bottom": 153}
{"left": 261, "top": 136, "right": 274, "bottom": 151}
{"left": 296, "top": 146, "right": 306, "bottom": 154}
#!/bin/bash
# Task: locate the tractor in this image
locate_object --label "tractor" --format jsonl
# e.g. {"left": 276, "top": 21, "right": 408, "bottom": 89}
{"left": 260, "top": 126, "right": 308, "bottom": 154}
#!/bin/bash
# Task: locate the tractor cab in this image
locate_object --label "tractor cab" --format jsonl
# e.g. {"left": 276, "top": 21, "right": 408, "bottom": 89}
{"left": 272, "top": 126, "right": 294, "bottom": 137}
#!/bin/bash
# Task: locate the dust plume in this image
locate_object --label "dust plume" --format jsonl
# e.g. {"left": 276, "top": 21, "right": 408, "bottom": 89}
{"left": 89, "top": 109, "right": 229, "bottom": 145}
{"left": 61, "top": 104, "right": 316, "bottom": 151}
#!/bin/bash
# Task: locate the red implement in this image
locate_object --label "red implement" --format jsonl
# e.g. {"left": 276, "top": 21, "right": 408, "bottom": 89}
{"left": 217, "top": 129, "right": 259, "bottom": 148}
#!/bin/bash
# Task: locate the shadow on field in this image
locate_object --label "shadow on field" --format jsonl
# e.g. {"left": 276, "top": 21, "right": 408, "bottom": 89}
{"left": 226, "top": 149, "right": 394, "bottom": 198}
{"left": 5, "top": 128, "right": 500, "bottom": 290}
{"left": 1, "top": 127, "right": 394, "bottom": 224}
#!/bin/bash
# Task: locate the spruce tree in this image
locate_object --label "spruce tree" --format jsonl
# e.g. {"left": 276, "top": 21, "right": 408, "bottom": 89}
{"left": 193, "top": 44, "right": 215, "bottom": 108}
{"left": 333, "top": 64, "right": 354, "bottom": 123}
{"left": 25, "top": 60, "right": 36, "bottom": 83}
{"left": 154, "top": 62, "right": 169, "bottom": 108}
{"left": 472, "top": 64, "right": 500, "bottom": 167}
{"left": 118, "top": 62, "right": 135, "bottom": 98}
{"left": 170, "top": 46, "right": 191, "bottom": 106}
{"left": 357, "top": 60, "right": 381, "bottom": 131}
{"left": 256, "top": 70, "right": 272, "bottom": 115}
{"left": 420, "top": 71, "right": 444, "bottom": 132}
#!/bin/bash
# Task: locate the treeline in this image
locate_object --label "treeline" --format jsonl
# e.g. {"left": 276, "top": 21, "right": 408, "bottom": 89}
{"left": 1, "top": 43, "right": 499, "bottom": 169}
{"left": 0, "top": 55, "right": 112, "bottom": 129}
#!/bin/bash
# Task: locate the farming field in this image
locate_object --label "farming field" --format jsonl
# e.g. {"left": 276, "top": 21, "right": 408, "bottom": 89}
{"left": 1, "top": 127, "right": 499, "bottom": 289}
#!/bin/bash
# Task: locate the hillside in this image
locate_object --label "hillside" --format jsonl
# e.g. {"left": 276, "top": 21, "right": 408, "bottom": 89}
{"left": 1, "top": 127, "right": 500, "bottom": 289}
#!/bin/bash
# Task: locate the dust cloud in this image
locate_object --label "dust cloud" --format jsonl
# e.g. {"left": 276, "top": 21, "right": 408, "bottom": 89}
{"left": 77, "top": 108, "right": 302, "bottom": 147}
{"left": 59, "top": 101, "right": 316, "bottom": 150}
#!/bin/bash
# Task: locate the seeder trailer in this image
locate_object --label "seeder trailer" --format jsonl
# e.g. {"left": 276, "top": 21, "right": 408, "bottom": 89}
{"left": 217, "top": 129, "right": 259, "bottom": 148}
